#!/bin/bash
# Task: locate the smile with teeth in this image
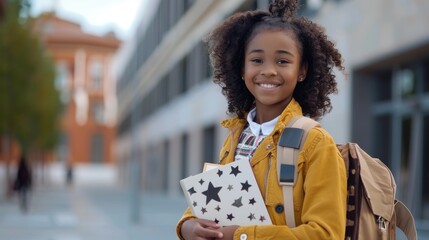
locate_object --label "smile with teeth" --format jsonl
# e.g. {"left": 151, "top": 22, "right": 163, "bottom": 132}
{"left": 258, "top": 83, "right": 279, "bottom": 89}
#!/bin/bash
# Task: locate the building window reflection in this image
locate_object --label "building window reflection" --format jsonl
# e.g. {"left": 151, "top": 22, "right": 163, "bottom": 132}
{"left": 90, "top": 133, "right": 104, "bottom": 163}
{"left": 55, "top": 62, "right": 70, "bottom": 103}
{"left": 203, "top": 125, "right": 216, "bottom": 164}
{"left": 92, "top": 100, "right": 104, "bottom": 124}
{"left": 89, "top": 60, "right": 103, "bottom": 91}
{"left": 395, "top": 66, "right": 417, "bottom": 99}
{"left": 422, "top": 114, "right": 429, "bottom": 218}
{"left": 424, "top": 58, "right": 429, "bottom": 93}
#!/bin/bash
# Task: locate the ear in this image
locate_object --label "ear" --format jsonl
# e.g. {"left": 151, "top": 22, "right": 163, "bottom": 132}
{"left": 299, "top": 62, "right": 308, "bottom": 81}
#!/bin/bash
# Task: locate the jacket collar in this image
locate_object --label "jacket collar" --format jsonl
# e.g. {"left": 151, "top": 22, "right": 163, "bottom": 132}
{"left": 221, "top": 98, "right": 303, "bottom": 136}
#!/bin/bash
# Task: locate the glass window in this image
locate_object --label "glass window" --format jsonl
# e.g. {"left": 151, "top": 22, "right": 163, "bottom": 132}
{"left": 424, "top": 58, "right": 429, "bottom": 93}
{"left": 55, "top": 63, "right": 69, "bottom": 89}
{"left": 202, "top": 43, "right": 212, "bottom": 80}
{"left": 90, "top": 133, "right": 104, "bottom": 163}
{"left": 203, "top": 125, "right": 216, "bottom": 164}
{"left": 298, "top": 0, "right": 324, "bottom": 17}
{"left": 373, "top": 70, "right": 392, "bottom": 102}
{"left": 160, "top": 75, "right": 169, "bottom": 105}
{"left": 183, "top": 0, "right": 194, "bottom": 13}
{"left": 422, "top": 114, "right": 429, "bottom": 219}
{"left": 89, "top": 60, "right": 103, "bottom": 91}
{"left": 395, "top": 66, "right": 417, "bottom": 99}
{"left": 92, "top": 101, "right": 104, "bottom": 124}
{"left": 56, "top": 132, "right": 69, "bottom": 163}
{"left": 55, "top": 62, "right": 70, "bottom": 103}
{"left": 399, "top": 116, "right": 412, "bottom": 200}
{"left": 181, "top": 133, "right": 188, "bottom": 179}
{"left": 179, "top": 57, "right": 187, "bottom": 94}
{"left": 373, "top": 114, "right": 392, "bottom": 167}
{"left": 163, "top": 139, "right": 169, "bottom": 191}
{"left": 236, "top": 0, "right": 257, "bottom": 12}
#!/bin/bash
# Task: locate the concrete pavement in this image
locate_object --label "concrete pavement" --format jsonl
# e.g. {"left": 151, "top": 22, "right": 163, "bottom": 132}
{"left": 0, "top": 184, "right": 186, "bottom": 240}
{"left": 1, "top": 182, "right": 429, "bottom": 240}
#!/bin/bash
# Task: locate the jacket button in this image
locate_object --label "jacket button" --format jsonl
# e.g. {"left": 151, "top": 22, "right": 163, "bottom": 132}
{"left": 240, "top": 233, "right": 247, "bottom": 240}
{"left": 275, "top": 203, "right": 284, "bottom": 213}
{"left": 265, "top": 144, "right": 272, "bottom": 150}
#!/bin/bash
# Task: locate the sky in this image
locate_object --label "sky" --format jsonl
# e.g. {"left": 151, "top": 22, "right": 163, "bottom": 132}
{"left": 30, "top": 0, "right": 147, "bottom": 40}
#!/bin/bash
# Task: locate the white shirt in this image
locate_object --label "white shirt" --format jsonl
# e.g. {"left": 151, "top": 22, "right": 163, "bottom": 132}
{"left": 247, "top": 108, "right": 279, "bottom": 136}
{"left": 235, "top": 108, "right": 280, "bottom": 161}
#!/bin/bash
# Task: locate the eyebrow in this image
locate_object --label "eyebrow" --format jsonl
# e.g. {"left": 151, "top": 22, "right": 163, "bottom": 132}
{"left": 248, "top": 49, "right": 294, "bottom": 56}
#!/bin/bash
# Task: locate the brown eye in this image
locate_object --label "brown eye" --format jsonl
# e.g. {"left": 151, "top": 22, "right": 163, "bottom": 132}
{"left": 277, "top": 59, "right": 289, "bottom": 64}
{"left": 251, "top": 58, "right": 263, "bottom": 64}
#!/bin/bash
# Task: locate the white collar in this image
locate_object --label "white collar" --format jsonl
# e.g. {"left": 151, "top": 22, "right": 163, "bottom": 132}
{"left": 246, "top": 108, "right": 279, "bottom": 136}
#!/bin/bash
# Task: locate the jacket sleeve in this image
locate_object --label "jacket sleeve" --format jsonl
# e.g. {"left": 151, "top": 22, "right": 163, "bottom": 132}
{"left": 233, "top": 128, "right": 347, "bottom": 240}
{"left": 176, "top": 208, "right": 196, "bottom": 240}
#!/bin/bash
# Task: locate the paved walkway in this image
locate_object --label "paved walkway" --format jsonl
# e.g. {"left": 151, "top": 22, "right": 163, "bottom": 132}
{"left": 0, "top": 184, "right": 186, "bottom": 240}
{"left": 1, "top": 183, "right": 429, "bottom": 240}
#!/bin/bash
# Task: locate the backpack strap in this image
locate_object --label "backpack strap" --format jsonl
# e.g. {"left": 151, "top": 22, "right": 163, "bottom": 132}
{"left": 395, "top": 200, "right": 417, "bottom": 240}
{"left": 277, "top": 116, "right": 320, "bottom": 227}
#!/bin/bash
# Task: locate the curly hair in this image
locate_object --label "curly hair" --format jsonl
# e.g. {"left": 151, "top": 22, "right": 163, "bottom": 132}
{"left": 205, "top": 0, "right": 344, "bottom": 119}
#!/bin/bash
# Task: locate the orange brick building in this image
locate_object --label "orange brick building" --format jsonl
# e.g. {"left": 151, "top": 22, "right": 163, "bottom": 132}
{"left": 32, "top": 13, "right": 120, "bottom": 165}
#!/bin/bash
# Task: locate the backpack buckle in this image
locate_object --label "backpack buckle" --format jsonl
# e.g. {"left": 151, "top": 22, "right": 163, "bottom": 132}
{"left": 279, "top": 163, "right": 295, "bottom": 186}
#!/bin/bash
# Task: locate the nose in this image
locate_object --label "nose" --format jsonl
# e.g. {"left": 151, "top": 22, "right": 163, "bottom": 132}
{"left": 260, "top": 63, "right": 277, "bottom": 76}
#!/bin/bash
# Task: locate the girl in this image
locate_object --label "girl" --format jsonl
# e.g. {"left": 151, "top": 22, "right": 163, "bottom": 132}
{"left": 177, "top": 0, "right": 347, "bottom": 239}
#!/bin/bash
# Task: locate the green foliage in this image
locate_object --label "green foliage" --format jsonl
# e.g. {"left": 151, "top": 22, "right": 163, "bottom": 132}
{"left": 0, "top": 0, "right": 60, "bottom": 153}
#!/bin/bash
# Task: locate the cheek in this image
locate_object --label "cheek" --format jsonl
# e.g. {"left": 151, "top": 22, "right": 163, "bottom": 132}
{"left": 243, "top": 63, "right": 258, "bottom": 78}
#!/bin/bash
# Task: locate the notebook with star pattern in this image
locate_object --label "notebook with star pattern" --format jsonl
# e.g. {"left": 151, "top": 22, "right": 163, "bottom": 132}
{"left": 179, "top": 160, "right": 272, "bottom": 226}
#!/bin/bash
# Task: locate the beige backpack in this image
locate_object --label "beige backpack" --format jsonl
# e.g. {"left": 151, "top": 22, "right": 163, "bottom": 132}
{"left": 277, "top": 116, "right": 417, "bottom": 240}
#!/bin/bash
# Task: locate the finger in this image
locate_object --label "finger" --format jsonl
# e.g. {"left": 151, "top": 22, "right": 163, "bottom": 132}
{"left": 194, "top": 226, "right": 223, "bottom": 239}
{"left": 197, "top": 219, "right": 221, "bottom": 229}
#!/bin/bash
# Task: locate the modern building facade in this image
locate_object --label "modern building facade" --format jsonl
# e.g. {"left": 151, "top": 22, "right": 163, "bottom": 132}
{"left": 33, "top": 13, "right": 120, "bottom": 166}
{"left": 116, "top": 0, "right": 429, "bottom": 233}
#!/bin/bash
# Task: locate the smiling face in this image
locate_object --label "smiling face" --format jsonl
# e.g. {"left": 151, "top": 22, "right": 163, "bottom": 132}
{"left": 243, "top": 29, "right": 307, "bottom": 122}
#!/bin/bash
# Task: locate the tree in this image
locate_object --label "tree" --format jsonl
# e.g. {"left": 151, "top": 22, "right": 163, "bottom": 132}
{"left": 0, "top": 0, "right": 60, "bottom": 196}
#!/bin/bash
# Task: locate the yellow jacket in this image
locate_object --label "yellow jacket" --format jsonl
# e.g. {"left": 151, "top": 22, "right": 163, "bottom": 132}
{"left": 177, "top": 99, "right": 347, "bottom": 240}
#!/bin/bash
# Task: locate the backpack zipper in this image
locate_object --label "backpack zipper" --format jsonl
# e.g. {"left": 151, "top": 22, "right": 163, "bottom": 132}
{"left": 264, "top": 152, "right": 272, "bottom": 201}
{"left": 377, "top": 215, "right": 386, "bottom": 231}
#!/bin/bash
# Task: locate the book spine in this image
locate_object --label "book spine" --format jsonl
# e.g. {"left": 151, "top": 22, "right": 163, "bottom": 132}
{"left": 179, "top": 178, "right": 197, "bottom": 216}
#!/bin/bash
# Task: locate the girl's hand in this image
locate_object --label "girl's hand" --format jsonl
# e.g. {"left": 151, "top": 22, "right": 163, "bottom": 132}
{"left": 215, "top": 225, "right": 239, "bottom": 240}
{"left": 181, "top": 218, "right": 223, "bottom": 240}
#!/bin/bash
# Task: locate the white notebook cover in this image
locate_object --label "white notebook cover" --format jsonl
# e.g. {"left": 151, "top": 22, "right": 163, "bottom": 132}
{"left": 180, "top": 160, "right": 272, "bottom": 226}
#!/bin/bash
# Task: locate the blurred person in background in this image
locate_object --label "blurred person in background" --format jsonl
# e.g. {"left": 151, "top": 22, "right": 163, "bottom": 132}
{"left": 13, "top": 154, "right": 32, "bottom": 213}
{"left": 66, "top": 163, "right": 74, "bottom": 186}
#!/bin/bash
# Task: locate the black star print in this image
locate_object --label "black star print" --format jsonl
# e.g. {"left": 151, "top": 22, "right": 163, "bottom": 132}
{"left": 202, "top": 182, "right": 222, "bottom": 205}
{"left": 193, "top": 201, "right": 197, "bottom": 207}
{"left": 188, "top": 187, "right": 196, "bottom": 195}
{"left": 248, "top": 213, "right": 255, "bottom": 221}
{"left": 217, "top": 169, "right": 223, "bottom": 177}
{"left": 227, "top": 185, "right": 233, "bottom": 191}
{"left": 259, "top": 215, "right": 266, "bottom": 222}
{"left": 230, "top": 166, "right": 241, "bottom": 177}
{"left": 199, "top": 179, "right": 205, "bottom": 185}
{"left": 227, "top": 213, "right": 235, "bottom": 221}
{"left": 232, "top": 197, "right": 243, "bottom": 208}
{"left": 241, "top": 180, "right": 252, "bottom": 192}
{"left": 214, "top": 218, "right": 219, "bottom": 224}
{"left": 201, "top": 207, "right": 207, "bottom": 214}
{"left": 249, "top": 198, "right": 256, "bottom": 205}
{"left": 215, "top": 205, "right": 221, "bottom": 212}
